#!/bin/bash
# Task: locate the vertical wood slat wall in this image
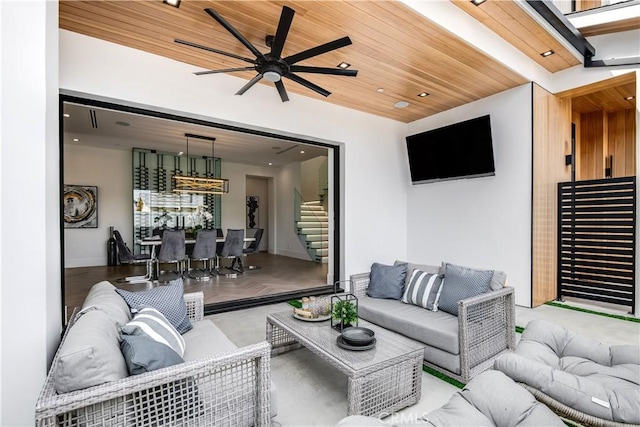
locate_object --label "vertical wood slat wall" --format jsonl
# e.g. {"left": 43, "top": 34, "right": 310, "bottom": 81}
{"left": 532, "top": 83, "right": 572, "bottom": 307}
{"left": 578, "top": 109, "right": 636, "bottom": 180}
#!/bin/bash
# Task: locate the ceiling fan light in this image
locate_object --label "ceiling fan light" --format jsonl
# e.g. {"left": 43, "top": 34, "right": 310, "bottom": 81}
{"left": 264, "top": 71, "right": 281, "bottom": 82}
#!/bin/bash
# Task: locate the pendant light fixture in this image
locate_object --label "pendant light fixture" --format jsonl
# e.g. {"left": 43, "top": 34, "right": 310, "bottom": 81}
{"left": 173, "top": 133, "right": 229, "bottom": 194}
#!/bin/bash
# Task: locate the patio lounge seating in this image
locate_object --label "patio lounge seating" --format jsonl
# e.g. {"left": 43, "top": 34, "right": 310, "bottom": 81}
{"left": 336, "top": 370, "right": 565, "bottom": 426}
{"left": 494, "top": 319, "right": 640, "bottom": 426}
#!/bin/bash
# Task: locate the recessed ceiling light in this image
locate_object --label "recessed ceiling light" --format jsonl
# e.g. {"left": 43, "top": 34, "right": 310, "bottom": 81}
{"left": 541, "top": 50, "right": 555, "bottom": 57}
{"left": 72, "top": 138, "right": 79, "bottom": 142}
{"left": 268, "top": 162, "right": 273, "bottom": 166}
{"left": 470, "top": 0, "right": 487, "bottom": 5}
{"left": 624, "top": 95, "right": 635, "bottom": 101}
{"left": 337, "top": 62, "right": 351, "bottom": 69}
{"left": 417, "top": 92, "right": 429, "bottom": 97}
{"left": 115, "top": 121, "right": 130, "bottom": 126}
{"left": 394, "top": 101, "right": 410, "bottom": 109}
{"left": 300, "top": 150, "right": 305, "bottom": 154}
{"left": 178, "top": 151, "right": 184, "bottom": 156}
{"left": 63, "top": 113, "right": 70, "bottom": 118}
{"left": 377, "top": 88, "right": 384, "bottom": 93}
{"left": 162, "top": 0, "right": 181, "bottom": 7}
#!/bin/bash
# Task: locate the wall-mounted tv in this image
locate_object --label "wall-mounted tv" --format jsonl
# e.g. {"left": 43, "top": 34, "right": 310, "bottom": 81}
{"left": 406, "top": 115, "right": 495, "bottom": 184}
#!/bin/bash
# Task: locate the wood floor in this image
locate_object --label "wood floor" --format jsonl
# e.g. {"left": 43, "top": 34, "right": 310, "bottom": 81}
{"left": 64, "top": 252, "right": 329, "bottom": 320}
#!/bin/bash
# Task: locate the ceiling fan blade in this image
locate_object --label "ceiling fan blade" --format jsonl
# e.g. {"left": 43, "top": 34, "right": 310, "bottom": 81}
{"left": 236, "top": 74, "right": 263, "bottom": 96}
{"left": 194, "top": 67, "right": 256, "bottom": 76}
{"left": 175, "top": 39, "right": 255, "bottom": 64}
{"left": 205, "top": 8, "right": 265, "bottom": 60}
{"left": 284, "top": 36, "right": 352, "bottom": 65}
{"left": 275, "top": 80, "right": 290, "bottom": 102}
{"left": 270, "top": 6, "right": 295, "bottom": 59}
{"left": 285, "top": 73, "right": 331, "bottom": 97}
{"left": 289, "top": 66, "right": 358, "bottom": 77}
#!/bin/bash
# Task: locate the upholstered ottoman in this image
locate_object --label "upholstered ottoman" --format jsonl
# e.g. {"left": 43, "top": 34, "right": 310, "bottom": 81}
{"left": 336, "top": 370, "right": 564, "bottom": 426}
{"left": 495, "top": 319, "right": 640, "bottom": 426}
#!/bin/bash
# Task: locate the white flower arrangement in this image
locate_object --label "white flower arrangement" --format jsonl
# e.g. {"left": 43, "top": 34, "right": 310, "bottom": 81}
{"left": 189, "top": 205, "right": 213, "bottom": 229}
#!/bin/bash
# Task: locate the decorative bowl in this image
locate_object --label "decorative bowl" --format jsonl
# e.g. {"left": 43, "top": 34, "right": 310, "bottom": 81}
{"left": 341, "top": 326, "right": 375, "bottom": 346}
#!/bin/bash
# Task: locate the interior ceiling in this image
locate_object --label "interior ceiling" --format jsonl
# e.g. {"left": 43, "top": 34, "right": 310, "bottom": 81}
{"left": 570, "top": 81, "right": 636, "bottom": 114}
{"left": 63, "top": 103, "right": 329, "bottom": 167}
{"left": 59, "top": 0, "right": 538, "bottom": 123}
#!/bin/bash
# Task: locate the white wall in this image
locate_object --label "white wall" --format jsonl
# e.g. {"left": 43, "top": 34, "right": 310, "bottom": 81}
{"left": 406, "top": 84, "right": 533, "bottom": 307}
{"left": 64, "top": 144, "right": 132, "bottom": 267}
{"left": 1, "top": 1, "right": 60, "bottom": 425}
{"left": 59, "top": 30, "right": 409, "bottom": 278}
{"left": 301, "top": 156, "right": 327, "bottom": 201}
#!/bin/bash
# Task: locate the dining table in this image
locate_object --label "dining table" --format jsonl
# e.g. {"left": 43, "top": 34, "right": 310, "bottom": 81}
{"left": 133, "top": 235, "right": 256, "bottom": 280}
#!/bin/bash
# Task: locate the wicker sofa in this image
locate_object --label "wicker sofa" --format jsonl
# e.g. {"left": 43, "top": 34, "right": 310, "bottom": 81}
{"left": 35, "top": 281, "right": 272, "bottom": 426}
{"left": 350, "top": 261, "right": 516, "bottom": 383}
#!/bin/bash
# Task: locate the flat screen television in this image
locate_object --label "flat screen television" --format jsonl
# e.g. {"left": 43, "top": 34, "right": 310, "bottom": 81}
{"left": 406, "top": 115, "right": 495, "bottom": 184}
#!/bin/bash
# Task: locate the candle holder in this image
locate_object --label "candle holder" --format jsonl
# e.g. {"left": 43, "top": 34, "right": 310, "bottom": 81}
{"left": 331, "top": 280, "right": 358, "bottom": 332}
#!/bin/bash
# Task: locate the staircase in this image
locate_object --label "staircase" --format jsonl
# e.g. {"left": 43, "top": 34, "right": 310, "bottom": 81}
{"left": 296, "top": 201, "right": 329, "bottom": 263}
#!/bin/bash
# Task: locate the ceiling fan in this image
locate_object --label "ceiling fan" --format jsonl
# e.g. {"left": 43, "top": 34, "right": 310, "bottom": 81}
{"left": 175, "top": 6, "right": 358, "bottom": 102}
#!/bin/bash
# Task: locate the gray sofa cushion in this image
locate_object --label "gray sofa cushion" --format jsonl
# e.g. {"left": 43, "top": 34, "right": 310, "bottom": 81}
{"left": 358, "top": 296, "right": 459, "bottom": 355}
{"left": 82, "top": 281, "right": 131, "bottom": 327}
{"left": 120, "top": 334, "right": 184, "bottom": 375}
{"left": 182, "top": 319, "right": 238, "bottom": 361}
{"left": 426, "top": 370, "right": 564, "bottom": 426}
{"left": 367, "top": 262, "right": 407, "bottom": 300}
{"left": 53, "top": 308, "right": 128, "bottom": 393}
{"left": 438, "top": 263, "right": 493, "bottom": 316}
{"left": 494, "top": 319, "right": 640, "bottom": 424}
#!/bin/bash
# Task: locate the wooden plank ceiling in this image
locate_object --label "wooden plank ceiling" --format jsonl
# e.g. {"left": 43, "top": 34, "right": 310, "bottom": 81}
{"left": 451, "top": 0, "right": 581, "bottom": 73}
{"left": 59, "top": 0, "right": 529, "bottom": 123}
{"left": 558, "top": 73, "right": 637, "bottom": 114}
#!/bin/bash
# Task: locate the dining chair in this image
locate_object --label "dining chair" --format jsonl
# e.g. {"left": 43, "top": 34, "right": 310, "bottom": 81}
{"left": 155, "top": 229, "right": 186, "bottom": 282}
{"left": 113, "top": 229, "right": 152, "bottom": 283}
{"left": 188, "top": 230, "right": 217, "bottom": 281}
{"left": 217, "top": 229, "right": 245, "bottom": 276}
{"left": 234, "top": 228, "right": 263, "bottom": 271}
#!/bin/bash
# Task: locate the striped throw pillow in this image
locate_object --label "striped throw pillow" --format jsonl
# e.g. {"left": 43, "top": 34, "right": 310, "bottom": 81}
{"left": 402, "top": 269, "right": 445, "bottom": 311}
{"left": 121, "top": 307, "right": 185, "bottom": 357}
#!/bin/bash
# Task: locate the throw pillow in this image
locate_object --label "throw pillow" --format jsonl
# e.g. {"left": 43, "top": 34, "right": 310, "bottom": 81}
{"left": 401, "top": 269, "right": 445, "bottom": 311}
{"left": 438, "top": 263, "right": 493, "bottom": 316}
{"left": 116, "top": 278, "right": 192, "bottom": 334}
{"left": 120, "top": 335, "right": 184, "bottom": 375}
{"left": 121, "top": 307, "right": 185, "bottom": 357}
{"left": 367, "top": 262, "right": 407, "bottom": 300}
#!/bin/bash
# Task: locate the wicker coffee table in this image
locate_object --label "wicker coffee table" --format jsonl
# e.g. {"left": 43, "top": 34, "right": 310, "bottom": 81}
{"left": 266, "top": 310, "right": 424, "bottom": 417}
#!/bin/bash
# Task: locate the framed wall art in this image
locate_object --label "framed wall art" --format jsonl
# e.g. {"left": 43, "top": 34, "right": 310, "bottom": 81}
{"left": 63, "top": 185, "right": 98, "bottom": 228}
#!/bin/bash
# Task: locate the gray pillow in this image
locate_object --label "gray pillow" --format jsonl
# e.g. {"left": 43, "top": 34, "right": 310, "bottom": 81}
{"left": 402, "top": 269, "right": 444, "bottom": 311}
{"left": 120, "top": 334, "right": 184, "bottom": 375}
{"left": 438, "top": 263, "right": 493, "bottom": 316}
{"left": 367, "top": 262, "right": 407, "bottom": 300}
{"left": 121, "top": 307, "right": 185, "bottom": 357}
{"left": 116, "top": 278, "right": 192, "bottom": 334}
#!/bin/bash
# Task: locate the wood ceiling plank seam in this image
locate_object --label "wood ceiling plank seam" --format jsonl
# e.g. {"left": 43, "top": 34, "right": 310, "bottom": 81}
{"left": 498, "top": 2, "right": 578, "bottom": 69}
{"left": 449, "top": 0, "right": 562, "bottom": 72}
{"left": 348, "top": 1, "right": 527, "bottom": 88}
{"left": 310, "top": 2, "right": 524, "bottom": 88}
{"left": 451, "top": 0, "right": 577, "bottom": 72}
{"left": 557, "top": 72, "right": 636, "bottom": 98}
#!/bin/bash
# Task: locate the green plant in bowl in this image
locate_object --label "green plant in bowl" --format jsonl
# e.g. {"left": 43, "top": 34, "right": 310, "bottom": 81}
{"left": 332, "top": 300, "right": 357, "bottom": 329}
